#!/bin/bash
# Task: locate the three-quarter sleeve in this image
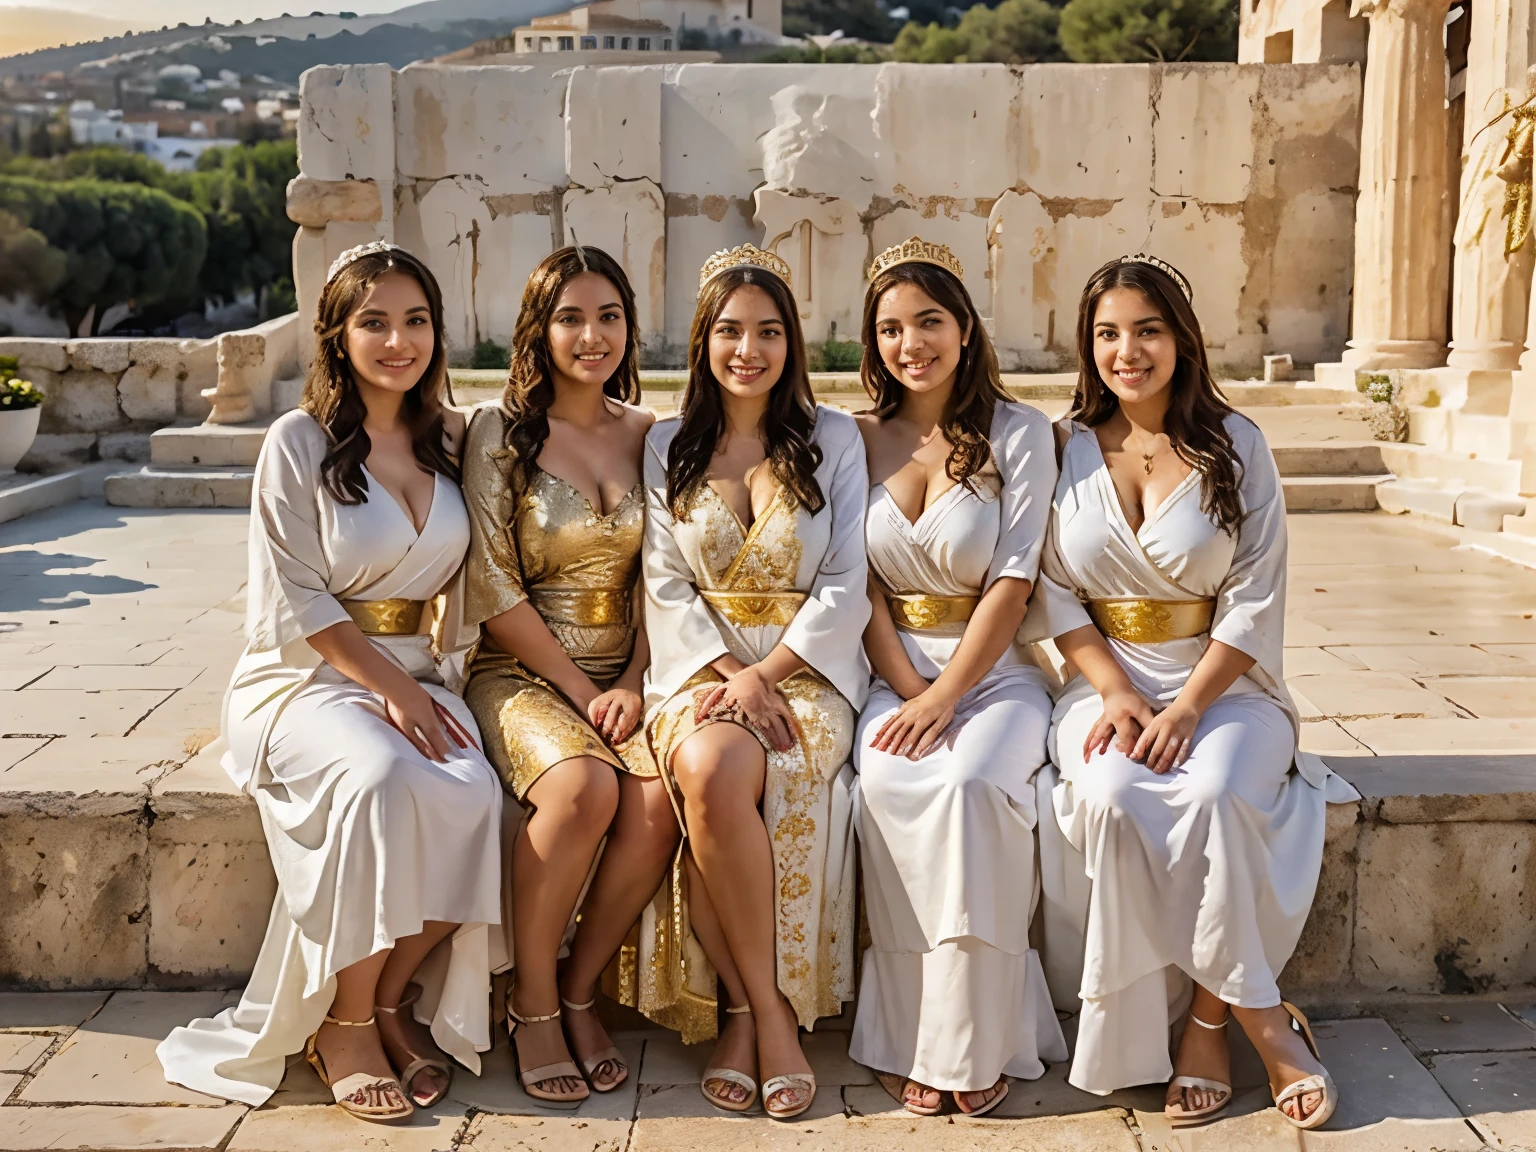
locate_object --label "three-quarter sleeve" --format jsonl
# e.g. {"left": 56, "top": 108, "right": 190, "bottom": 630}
{"left": 781, "top": 410, "right": 873, "bottom": 711}
{"left": 984, "top": 402, "right": 1057, "bottom": 591}
{"left": 1209, "top": 417, "right": 1287, "bottom": 675}
{"left": 246, "top": 412, "right": 350, "bottom": 653}
{"left": 461, "top": 405, "right": 529, "bottom": 631}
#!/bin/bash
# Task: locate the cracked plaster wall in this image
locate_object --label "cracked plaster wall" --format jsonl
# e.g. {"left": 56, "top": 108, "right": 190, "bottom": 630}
{"left": 294, "top": 61, "right": 1361, "bottom": 373}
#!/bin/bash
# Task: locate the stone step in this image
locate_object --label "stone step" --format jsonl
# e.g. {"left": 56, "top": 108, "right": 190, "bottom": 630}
{"left": 1271, "top": 441, "right": 1385, "bottom": 476}
{"left": 149, "top": 417, "right": 274, "bottom": 468}
{"left": 1379, "top": 441, "right": 1523, "bottom": 494}
{"left": 1283, "top": 474, "right": 1387, "bottom": 511}
{"left": 103, "top": 466, "right": 253, "bottom": 509}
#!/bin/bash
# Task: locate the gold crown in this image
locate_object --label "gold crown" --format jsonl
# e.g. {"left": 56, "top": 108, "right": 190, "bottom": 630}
{"left": 698, "top": 244, "right": 793, "bottom": 290}
{"left": 1119, "top": 254, "right": 1193, "bottom": 302}
{"left": 869, "top": 236, "right": 965, "bottom": 282}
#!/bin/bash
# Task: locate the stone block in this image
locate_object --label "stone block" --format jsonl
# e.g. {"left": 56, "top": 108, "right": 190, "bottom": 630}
{"left": 19, "top": 431, "right": 94, "bottom": 471}
{"left": 1287, "top": 671, "right": 1464, "bottom": 720}
{"left": 1374, "top": 479, "right": 1461, "bottom": 521}
{"left": 754, "top": 191, "right": 865, "bottom": 345}
{"left": 1269, "top": 190, "right": 1357, "bottom": 366}
{"left": 297, "top": 63, "right": 395, "bottom": 184}
{"left": 0, "top": 1104, "right": 247, "bottom": 1151}
{"left": 396, "top": 64, "right": 566, "bottom": 189}
{"left": 118, "top": 361, "right": 181, "bottom": 424}
{"left": 0, "top": 991, "right": 109, "bottom": 1029}
{"left": 760, "top": 78, "right": 881, "bottom": 210}
{"left": 1334, "top": 754, "right": 1536, "bottom": 823}
{"left": 1264, "top": 354, "right": 1294, "bottom": 382}
{"left": 228, "top": 1105, "right": 468, "bottom": 1151}
{"left": 1430, "top": 679, "right": 1536, "bottom": 719}
{"left": 284, "top": 174, "right": 383, "bottom": 227}
{"left": 472, "top": 1115, "right": 633, "bottom": 1152}
{"left": 1387, "top": 1001, "right": 1536, "bottom": 1054}
{"left": 1340, "top": 717, "right": 1536, "bottom": 756}
{"left": 0, "top": 338, "right": 68, "bottom": 372}
{"left": 987, "top": 190, "right": 1058, "bottom": 371}
{"left": 1019, "top": 64, "right": 1152, "bottom": 201}
{"left": 1280, "top": 801, "right": 1358, "bottom": 991}
{"left": 873, "top": 63, "right": 1019, "bottom": 199}
{"left": 0, "top": 1032, "right": 52, "bottom": 1070}
{"left": 1457, "top": 491, "right": 1527, "bottom": 532}
{"left": 97, "top": 432, "right": 152, "bottom": 462}
{"left": 1151, "top": 64, "right": 1259, "bottom": 203}
{"left": 563, "top": 180, "right": 666, "bottom": 346}
{"left": 29, "top": 665, "right": 206, "bottom": 691}
{"left": 567, "top": 66, "right": 663, "bottom": 186}
{"left": 0, "top": 690, "right": 174, "bottom": 739}
{"left": 1145, "top": 199, "right": 1253, "bottom": 366}
{"left": 1355, "top": 820, "right": 1536, "bottom": 993}
{"left": 1430, "top": 1051, "right": 1536, "bottom": 1133}
{"left": 65, "top": 340, "right": 131, "bottom": 374}
{"left": 1252, "top": 64, "right": 1363, "bottom": 201}
{"left": 39, "top": 369, "right": 124, "bottom": 435}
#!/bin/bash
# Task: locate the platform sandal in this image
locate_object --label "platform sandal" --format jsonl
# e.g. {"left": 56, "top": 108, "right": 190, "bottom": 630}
{"left": 304, "top": 1014, "right": 415, "bottom": 1125}
{"left": 560, "top": 995, "right": 627, "bottom": 1092}
{"left": 375, "top": 983, "right": 453, "bottom": 1108}
{"left": 954, "top": 1076, "right": 1010, "bottom": 1117}
{"left": 1273, "top": 1002, "right": 1338, "bottom": 1130}
{"left": 1165, "top": 1010, "right": 1233, "bottom": 1127}
{"left": 701, "top": 1003, "right": 758, "bottom": 1113}
{"left": 763, "top": 1071, "right": 817, "bottom": 1121}
{"left": 506, "top": 995, "right": 589, "bottom": 1108}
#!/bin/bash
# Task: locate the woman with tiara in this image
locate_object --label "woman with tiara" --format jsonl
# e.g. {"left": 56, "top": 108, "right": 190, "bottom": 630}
{"left": 158, "top": 243, "right": 503, "bottom": 1124}
{"left": 849, "top": 237, "right": 1068, "bottom": 1117}
{"left": 639, "top": 244, "right": 870, "bottom": 1121}
{"left": 1028, "top": 255, "right": 1358, "bottom": 1129}
{"left": 460, "top": 246, "right": 672, "bottom": 1106}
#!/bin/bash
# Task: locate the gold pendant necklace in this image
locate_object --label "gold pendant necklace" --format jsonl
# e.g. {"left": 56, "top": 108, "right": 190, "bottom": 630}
{"left": 1141, "top": 448, "right": 1157, "bottom": 475}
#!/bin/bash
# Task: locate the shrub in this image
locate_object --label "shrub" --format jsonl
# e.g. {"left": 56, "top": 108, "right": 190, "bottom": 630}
{"left": 471, "top": 339, "right": 511, "bottom": 370}
{"left": 820, "top": 338, "right": 865, "bottom": 372}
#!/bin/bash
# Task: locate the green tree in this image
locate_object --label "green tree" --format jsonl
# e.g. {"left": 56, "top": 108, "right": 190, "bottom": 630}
{"left": 894, "top": 0, "right": 1065, "bottom": 62}
{"left": 0, "top": 176, "right": 207, "bottom": 335}
{"left": 0, "top": 210, "right": 67, "bottom": 302}
{"left": 26, "top": 120, "right": 54, "bottom": 159}
{"left": 168, "top": 140, "right": 297, "bottom": 306}
{"left": 1058, "top": 0, "right": 1237, "bottom": 60}
{"left": 784, "top": 0, "right": 896, "bottom": 40}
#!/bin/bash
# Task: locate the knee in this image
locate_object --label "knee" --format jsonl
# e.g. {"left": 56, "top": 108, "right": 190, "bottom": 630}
{"left": 1178, "top": 763, "right": 1238, "bottom": 813}
{"left": 343, "top": 756, "right": 416, "bottom": 810}
{"left": 672, "top": 743, "right": 756, "bottom": 825}
{"left": 537, "top": 757, "right": 620, "bottom": 829}
{"left": 1071, "top": 755, "right": 1142, "bottom": 819}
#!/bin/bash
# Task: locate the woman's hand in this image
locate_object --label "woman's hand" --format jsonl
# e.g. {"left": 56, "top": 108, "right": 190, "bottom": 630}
{"left": 1130, "top": 700, "right": 1200, "bottom": 774}
{"left": 385, "top": 682, "right": 461, "bottom": 761}
{"left": 870, "top": 685, "right": 958, "bottom": 760}
{"left": 589, "top": 687, "right": 643, "bottom": 744}
{"left": 1083, "top": 688, "right": 1156, "bottom": 762}
{"left": 695, "top": 666, "right": 798, "bottom": 752}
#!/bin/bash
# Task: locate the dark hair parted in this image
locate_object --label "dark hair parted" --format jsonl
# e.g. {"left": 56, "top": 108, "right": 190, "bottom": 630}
{"left": 501, "top": 246, "right": 643, "bottom": 474}
{"left": 666, "top": 266, "right": 824, "bottom": 519}
{"left": 301, "top": 247, "right": 458, "bottom": 505}
{"left": 860, "top": 260, "right": 1011, "bottom": 489}
{"left": 1072, "top": 258, "right": 1246, "bottom": 536}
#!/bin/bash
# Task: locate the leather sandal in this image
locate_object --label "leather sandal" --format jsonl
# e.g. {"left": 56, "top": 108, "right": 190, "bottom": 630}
{"left": 954, "top": 1076, "right": 1009, "bottom": 1117}
{"left": 1166, "top": 1009, "right": 1233, "bottom": 1127}
{"left": 1273, "top": 1002, "right": 1338, "bottom": 1130}
{"left": 304, "top": 1014, "right": 415, "bottom": 1125}
{"left": 877, "top": 1071, "right": 942, "bottom": 1116}
{"left": 701, "top": 1003, "right": 758, "bottom": 1113}
{"left": 762, "top": 1071, "right": 816, "bottom": 1121}
{"left": 376, "top": 983, "right": 453, "bottom": 1108}
{"left": 561, "top": 995, "right": 627, "bottom": 1092}
{"left": 506, "top": 993, "right": 589, "bottom": 1109}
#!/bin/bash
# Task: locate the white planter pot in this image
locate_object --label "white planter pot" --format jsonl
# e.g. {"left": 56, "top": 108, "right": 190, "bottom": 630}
{"left": 0, "top": 405, "right": 42, "bottom": 475}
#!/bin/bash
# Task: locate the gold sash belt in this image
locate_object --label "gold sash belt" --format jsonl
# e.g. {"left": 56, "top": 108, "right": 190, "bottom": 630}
{"left": 889, "top": 593, "right": 979, "bottom": 630}
{"left": 530, "top": 587, "right": 631, "bottom": 628}
{"left": 345, "top": 598, "right": 426, "bottom": 635}
{"left": 701, "top": 590, "right": 807, "bottom": 628}
{"left": 1085, "top": 596, "right": 1215, "bottom": 644}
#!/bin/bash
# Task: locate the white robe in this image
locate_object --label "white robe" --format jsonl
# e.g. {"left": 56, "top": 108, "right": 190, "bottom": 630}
{"left": 851, "top": 402, "right": 1068, "bottom": 1091}
{"left": 1024, "top": 415, "right": 1358, "bottom": 1095}
{"left": 158, "top": 409, "right": 503, "bottom": 1107}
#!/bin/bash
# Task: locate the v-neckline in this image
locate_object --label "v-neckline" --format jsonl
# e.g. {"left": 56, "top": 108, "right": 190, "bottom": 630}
{"left": 363, "top": 464, "right": 438, "bottom": 537}
{"left": 874, "top": 479, "right": 967, "bottom": 533}
{"left": 1083, "top": 426, "right": 1198, "bottom": 540}
{"left": 706, "top": 459, "right": 778, "bottom": 535}
{"left": 537, "top": 466, "right": 640, "bottom": 521}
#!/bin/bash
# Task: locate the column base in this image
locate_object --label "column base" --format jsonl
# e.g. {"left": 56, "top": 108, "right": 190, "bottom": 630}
{"left": 1339, "top": 340, "right": 1448, "bottom": 371}
{"left": 1446, "top": 341, "right": 1525, "bottom": 372}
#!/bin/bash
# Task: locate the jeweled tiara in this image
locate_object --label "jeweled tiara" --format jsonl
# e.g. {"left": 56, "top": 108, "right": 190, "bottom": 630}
{"left": 698, "top": 243, "right": 793, "bottom": 290}
{"left": 869, "top": 236, "right": 965, "bottom": 281}
{"left": 326, "top": 241, "right": 407, "bottom": 285}
{"left": 1119, "top": 253, "right": 1193, "bottom": 303}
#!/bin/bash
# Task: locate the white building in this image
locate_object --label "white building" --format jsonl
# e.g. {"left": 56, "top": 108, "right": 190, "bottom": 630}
{"left": 68, "top": 104, "right": 158, "bottom": 148}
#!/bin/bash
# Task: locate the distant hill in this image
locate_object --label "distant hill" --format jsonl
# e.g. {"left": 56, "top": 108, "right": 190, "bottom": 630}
{"left": 0, "top": 7, "right": 153, "bottom": 58}
{"left": 0, "top": 0, "right": 570, "bottom": 81}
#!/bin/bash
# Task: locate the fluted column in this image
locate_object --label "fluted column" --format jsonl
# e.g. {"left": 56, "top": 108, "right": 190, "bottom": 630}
{"left": 1340, "top": 0, "right": 1455, "bottom": 370}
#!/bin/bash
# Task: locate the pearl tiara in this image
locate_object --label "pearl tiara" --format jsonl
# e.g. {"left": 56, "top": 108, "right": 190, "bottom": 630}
{"left": 1119, "top": 253, "right": 1193, "bottom": 303}
{"left": 869, "top": 236, "right": 965, "bottom": 281}
{"left": 698, "top": 244, "right": 793, "bottom": 290}
{"left": 326, "top": 241, "right": 407, "bottom": 285}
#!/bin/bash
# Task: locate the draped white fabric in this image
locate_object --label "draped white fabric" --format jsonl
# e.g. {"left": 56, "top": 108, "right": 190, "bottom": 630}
{"left": 851, "top": 403, "right": 1068, "bottom": 1090}
{"left": 158, "top": 410, "right": 503, "bottom": 1106}
{"left": 1024, "top": 415, "right": 1358, "bottom": 1095}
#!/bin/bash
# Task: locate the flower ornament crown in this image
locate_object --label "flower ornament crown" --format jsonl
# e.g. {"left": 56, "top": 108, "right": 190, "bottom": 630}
{"left": 869, "top": 236, "right": 965, "bottom": 281}
{"left": 698, "top": 243, "right": 793, "bottom": 290}
{"left": 326, "top": 241, "right": 407, "bottom": 286}
{"left": 1119, "top": 253, "right": 1193, "bottom": 303}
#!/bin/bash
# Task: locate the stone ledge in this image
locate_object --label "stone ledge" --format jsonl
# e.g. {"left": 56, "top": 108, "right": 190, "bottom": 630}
{"left": 1331, "top": 755, "right": 1536, "bottom": 823}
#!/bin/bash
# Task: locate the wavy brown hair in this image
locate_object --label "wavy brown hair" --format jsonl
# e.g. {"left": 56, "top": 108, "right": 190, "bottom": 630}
{"left": 1072, "top": 257, "right": 1245, "bottom": 535}
{"left": 501, "top": 246, "right": 642, "bottom": 474}
{"left": 861, "top": 260, "right": 1011, "bottom": 489}
{"left": 301, "top": 247, "right": 457, "bottom": 504}
{"left": 666, "top": 265, "right": 824, "bottom": 519}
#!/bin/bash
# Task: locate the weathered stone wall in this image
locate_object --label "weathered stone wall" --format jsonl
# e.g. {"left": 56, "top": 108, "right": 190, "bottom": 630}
{"left": 292, "top": 61, "right": 1362, "bottom": 374}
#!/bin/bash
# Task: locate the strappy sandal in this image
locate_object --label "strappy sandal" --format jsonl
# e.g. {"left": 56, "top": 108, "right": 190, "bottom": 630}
{"left": 1273, "top": 1002, "right": 1338, "bottom": 1130}
{"left": 701, "top": 1003, "right": 758, "bottom": 1113}
{"left": 1165, "top": 1009, "right": 1233, "bottom": 1127}
{"left": 376, "top": 983, "right": 453, "bottom": 1108}
{"left": 876, "top": 1071, "right": 943, "bottom": 1116}
{"left": 304, "top": 1014, "right": 415, "bottom": 1125}
{"left": 506, "top": 994, "right": 589, "bottom": 1109}
{"left": 954, "top": 1076, "right": 1009, "bottom": 1117}
{"left": 561, "top": 995, "right": 627, "bottom": 1092}
{"left": 762, "top": 1071, "right": 817, "bottom": 1121}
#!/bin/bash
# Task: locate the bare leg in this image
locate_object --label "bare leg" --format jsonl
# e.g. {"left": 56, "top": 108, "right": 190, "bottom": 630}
{"left": 560, "top": 773, "right": 680, "bottom": 1089}
{"left": 1165, "top": 983, "right": 1232, "bottom": 1117}
{"left": 511, "top": 756, "right": 619, "bottom": 1099}
{"left": 686, "top": 849, "right": 757, "bottom": 1106}
{"left": 373, "top": 920, "right": 459, "bottom": 1101}
{"left": 314, "top": 948, "right": 395, "bottom": 1085}
{"left": 1232, "top": 1003, "right": 1328, "bottom": 1123}
{"left": 671, "top": 723, "right": 812, "bottom": 1115}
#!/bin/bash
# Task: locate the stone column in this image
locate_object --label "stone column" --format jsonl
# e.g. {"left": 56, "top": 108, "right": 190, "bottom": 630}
{"left": 1340, "top": 0, "right": 1454, "bottom": 370}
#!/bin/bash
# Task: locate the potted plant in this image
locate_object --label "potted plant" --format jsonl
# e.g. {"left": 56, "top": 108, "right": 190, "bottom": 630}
{"left": 0, "top": 355, "right": 44, "bottom": 475}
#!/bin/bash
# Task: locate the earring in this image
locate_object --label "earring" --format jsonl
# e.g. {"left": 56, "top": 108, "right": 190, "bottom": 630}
{"left": 337, "top": 350, "right": 346, "bottom": 360}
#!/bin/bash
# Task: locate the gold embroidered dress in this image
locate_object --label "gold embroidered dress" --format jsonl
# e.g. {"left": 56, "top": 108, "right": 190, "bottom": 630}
{"left": 461, "top": 404, "right": 656, "bottom": 801}
{"left": 635, "top": 406, "right": 871, "bottom": 1042}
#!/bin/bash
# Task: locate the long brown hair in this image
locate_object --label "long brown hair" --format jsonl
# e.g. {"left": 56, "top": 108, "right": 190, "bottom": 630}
{"left": 666, "top": 266, "right": 824, "bottom": 519}
{"left": 1071, "top": 258, "right": 1245, "bottom": 535}
{"left": 302, "top": 247, "right": 457, "bottom": 504}
{"left": 502, "top": 246, "right": 642, "bottom": 474}
{"left": 860, "top": 260, "right": 1011, "bottom": 489}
